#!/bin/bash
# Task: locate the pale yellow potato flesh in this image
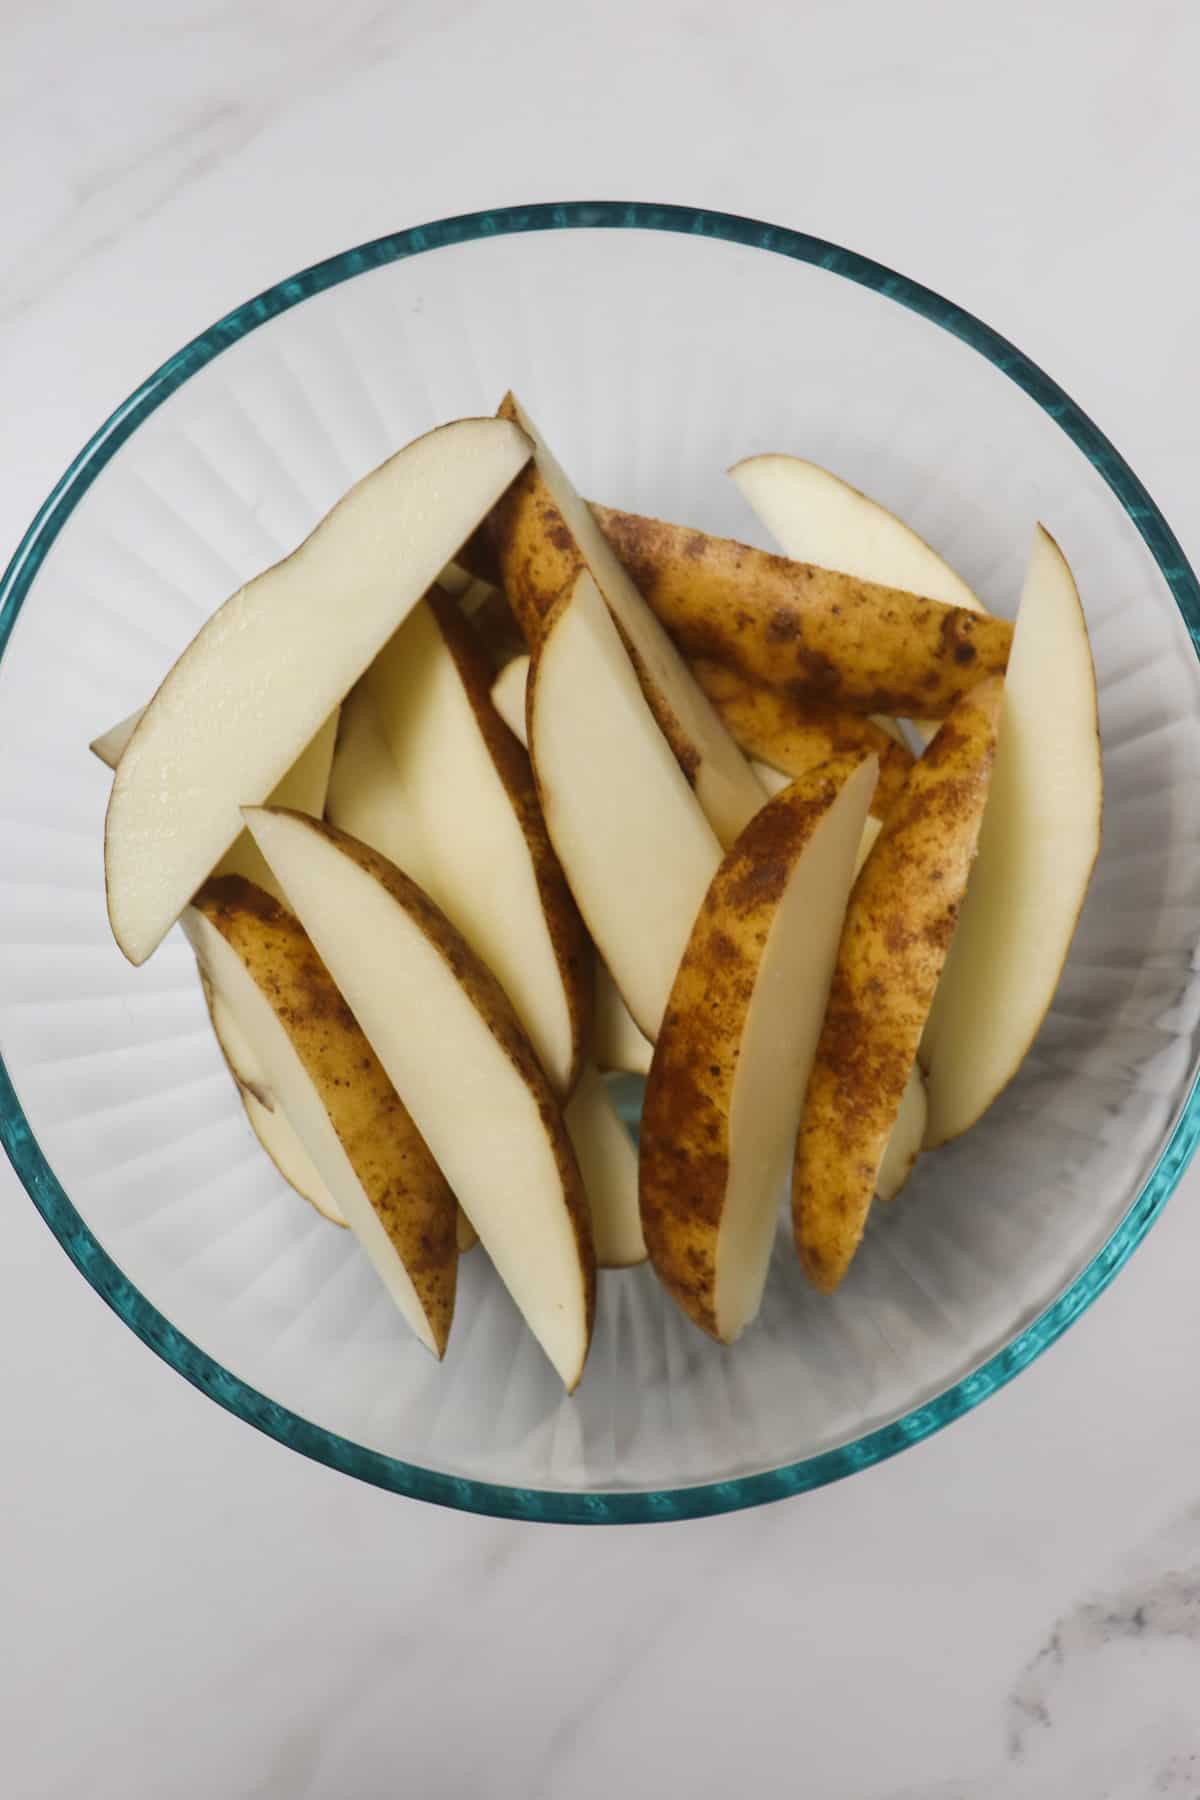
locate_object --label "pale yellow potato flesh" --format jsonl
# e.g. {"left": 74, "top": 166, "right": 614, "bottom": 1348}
{"left": 793, "top": 677, "right": 1004, "bottom": 1293}
{"left": 489, "top": 654, "right": 654, "bottom": 1078}
{"left": 640, "top": 754, "right": 878, "bottom": 1342}
{"left": 590, "top": 503, "right": 1010, "bottom": 720}
{"left": 89, "top": 709, "right": 143, "bottom": 769}
{"left": 875, "top": 1067, "right": 927, "bottom": 1204}
{"left": 105, "top": 416, "right": 531, "bottom": 965}
{"left": 185, "top": 878, "right": 459, "bottom": 1357}
{"left": 922, "top": 528, "right": 1101, "bottom": 1146}
{"left": 565, "top": 1065, "right": 646, "bottom": 1269}
{"left": 490, "top": 393, "right": 766, "bottom": 849}
{"left": 362, "top": 593, "right": 589, "bottom": 1095}
{"left": 243, "top": 809, "right": 595, "bottom": 1392}
{"left": 528, "top": 568, "right": 724, "bottom": 1043}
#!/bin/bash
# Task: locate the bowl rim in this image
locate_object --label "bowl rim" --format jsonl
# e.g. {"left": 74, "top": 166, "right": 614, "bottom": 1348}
{"left": 3, "top": 200, "right": 1199, "bottom": 1524}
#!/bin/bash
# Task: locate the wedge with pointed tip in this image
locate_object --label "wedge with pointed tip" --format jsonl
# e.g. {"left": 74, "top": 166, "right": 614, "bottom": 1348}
{"left": 528, "top": 568, "right": 724, "bottom": 1043}
{"left": 565, "top": 1065, "right": 646, "bottom": 1269}
{"left": 185, "top": 877, "right": 458, "bottom": 1356}
{"left": 105, "top": 416, "right": 531, "bottom": 964}
{"left": 488, "top": 654, "right": 654, "bottom": 1079}
{"left": 327, "top": 592, "right": 591, "bottom": 1096}
{"left": 875, "top": 1067, "right": 927, "bottom": 1204}
{"left": 488, "top": 393, "right": 765, "bottom": 848}
{"left": 793, "top": 677, "right": 1004, "bottom": 1293}
{"left": 89, "top": 709, "right": 143, "bottom": 770}
{"left": 242, "top": 808, "right": 595, "bottom": 1391}
{"left": 730, "top": 452, "right": 988, "bottom": 746}
{"left": 640, "top": 753, "right": 879, "bottom": 1341}
{"left": 922, "top": 528, "right": 1101, "bottom": 1146}
{"left": 690, "top": 659, "right": 913, "bottom": 817}
{"left": 590, "top": 503, "right": 1010, "bottom": 718}
{"left": 730, "top": 453, "right": 984, "bottom": 613}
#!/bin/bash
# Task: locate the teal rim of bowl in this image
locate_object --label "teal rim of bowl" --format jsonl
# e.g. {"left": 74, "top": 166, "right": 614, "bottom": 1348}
{"left": 3, "top": 201, "right": 1199, "bottom": 1525}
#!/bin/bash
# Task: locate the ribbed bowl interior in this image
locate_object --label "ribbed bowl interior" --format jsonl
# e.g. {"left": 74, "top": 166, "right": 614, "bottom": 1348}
{"left": 2, "top": 214, "right": 1198, "bottom": 1514}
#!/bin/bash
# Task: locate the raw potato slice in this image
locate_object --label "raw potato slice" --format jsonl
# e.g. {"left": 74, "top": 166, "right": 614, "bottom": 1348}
{"left": 640, "top": 754, "right": 879, "bottom": 1341}
{"left": 922, "top": 528, "right": 1101, "bottom": 1146}
{"left": 93, "top": 704, "right": 340, "bottom": 909}
{"left": 730, "top": 453, "right": 984, "bottom": 613}
{"left": 565, "top": 1065, "right": 646, "bottom": 1268}
{"left": 730, "top": 452, "right": 987, "bottom": 746}
{"left": 243, "top": 809, "right": 595, "bottom": 1392}
{"left": 89, "top": 709, "right": 142, "bottom": 769}
{"left": 793, "top": 677, "right": 1004, "bottom": 1293}
{"left": 105, "top": 416, "right": 531, "bottom": 964}
{"left": 185, "top": 877, "right": 458, "bottom": 1357}
{"left": 199, "top": 968, "right": 347, "bottom": 1225}
{"left": 489, "top": 393, "right": 766, "bottom": 848}
{"left": 690, "top": 659, "right": 914, "bottom": 817}
{"left": 488, "top": 655, "right": 654, "bottom": 1079}
{"left": 326, "top": 600, "right": 589, "bottom": 1097}
{"left": 590, "top": 503, "right": 1011, "bottom": 718}
{"left": 875, "top": 1067, "right": 927, "bottom": 1204}
{"left": 527, "top": 568, "right": 724, "bottom": 1042}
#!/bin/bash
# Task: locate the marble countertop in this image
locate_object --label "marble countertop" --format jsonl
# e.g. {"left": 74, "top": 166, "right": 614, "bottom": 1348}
{"left": 4, "top": 3, "right": 1200, "bottom": 1794}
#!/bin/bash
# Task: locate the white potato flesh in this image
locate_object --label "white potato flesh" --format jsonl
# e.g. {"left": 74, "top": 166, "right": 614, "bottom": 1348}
{"left": 529, "top": 569, "right": 723, "bottom": 1042}
{"left": 875, "top": 1066, "right": 927, "bottom": 1203}
{"left": 243, "top": 807, "right": 592, "bottom": 1392}
{"left": 922, "top": 527, "right": 1101, "bottom": 1146}
{"left": 565, "top": 1065, "right": 646, "bottom": 1269}
{"left": 105, "top": 417, "right": 531, "bottom": 964}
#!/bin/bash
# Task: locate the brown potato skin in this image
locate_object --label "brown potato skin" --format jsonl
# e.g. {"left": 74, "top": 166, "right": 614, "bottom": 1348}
{"left": 691, "top": 660, "right": 913, "bottom": 819}
{"left": 639, "top": 753, "right": 870, "bottom": 1339}
{"left": 426, "top": 588, "right": 593, "bottom": 1097}
{"left": 190, "top": 875, "right": 459, "bottom": 1355}
{"left": 590, "top": 503, "right": 1012, "bottom": 718}
{"left": 792, "top": 677, "right": 1004, "bottom": 1294}
{"left": 258, "top": 811, "right": 598, "bottom": 1367}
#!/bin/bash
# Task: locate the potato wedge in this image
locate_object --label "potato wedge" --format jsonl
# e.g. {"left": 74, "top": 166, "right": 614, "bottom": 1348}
{"left": 690, "top": 660, "right": 913, "bottom": 817}
{"left": 922, "top": 528, "right": 1101, "bottom": 1145}
{"left": 640, "top": 754, "right": 878, "bottom": 1341}
{"left": 793, "top": 676, "right": 1004, "bottom": 1293}
{"left": 186, "top": 877, "right": 459, "bottom": 1356}
{"left": 875, "top": 1067, "right": 927, "bottom": 1204}
{"left": 565, "top": 1065, "right": 646, "bottom": 1269}
{"left": 527, "top": 567, "right": 723, "bottom": 1042}
{"left": 244, "top": 809, "right": 595, "bottom": 1392}
{"left": 106, "top": 417, "right": 531, "bottom": 965}
{"left": 591, "top": 503, "right": 1011, "bottom": 718}
{"left": 487, "top": 393, "right": 766, "bottom": 848}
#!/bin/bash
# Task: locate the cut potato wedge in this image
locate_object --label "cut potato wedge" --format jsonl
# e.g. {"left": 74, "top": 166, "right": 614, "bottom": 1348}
{"left": 105, "top": 417, "right": 531, "bottom": 964}
{"left": 186, "top": 877, "right": 459, "bottom": 1356}
{"left": 362, "top": 592, "right": 590, "bottom": 1095}
{"left": 730, "top": 453, "right": 983, "bottom": 614}
{"left": 489, "top": 654, "right": 654, "bottom": 1078}
{"left": 89, "top": 709, "right": 143, "bottom": 770}
{"left": 922, "top": 528, "right": 1101, "bottom": 1146}
{"left": 690, "top": 659, "right": 913, "bottom": 817}
{"left": 565, "top": 1065, "right": 646, "bottom": 1269}
{"left": 528, "top": 568, "right": 724, "bottom": 1042}
{"left": 793, "top": 677, "right": 1004, "bottom": 1293}
{"left": 199, "top": 968, "right": 347, "bottom": 1225}
{"left": 875, "top": 1067, "right": 927, "bottom": 1204}
{"left": 591, "top": 503, "right": 1011, "bottom": 718}
{"left": 243, "top": 809, "right": 596, "bottom": 1392}
{"left": 488, "top": 394, "right": 766, "bottom": 848}
{"left": 641, "top": 754, "right": 879, "bottom": 1341}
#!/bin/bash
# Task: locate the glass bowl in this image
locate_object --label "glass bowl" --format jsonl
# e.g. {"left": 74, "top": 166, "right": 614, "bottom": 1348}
{"left": 3, "top": 203, "right": 1199, "bottom": 1525}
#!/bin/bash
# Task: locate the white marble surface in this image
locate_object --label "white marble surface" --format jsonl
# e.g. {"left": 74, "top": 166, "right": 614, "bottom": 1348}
{"left": 4, "top": 2, "right": 1200, "bottom": 1794}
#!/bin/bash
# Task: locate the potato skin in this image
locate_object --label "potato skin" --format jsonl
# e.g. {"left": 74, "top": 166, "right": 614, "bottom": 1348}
{"left": 792, "top": 677, "right": 1004, "bottom": 1294}
{"left": 256, "top": 812, "right": 598, "bottom": 1368}
{"left": 591, "top": 503, "right": 1012, "bottom": 718}
{"left": 426, "top": 588, "right": 593, "bottom": 1098}
{"left": 639, "top": 753, "right": 869, "bottom": 1339}
{"left": 691, "top": 660, "right": 913, "bottom": 818}
{"left": 190, "top": 875, "right": 459, "bottom": 1356}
